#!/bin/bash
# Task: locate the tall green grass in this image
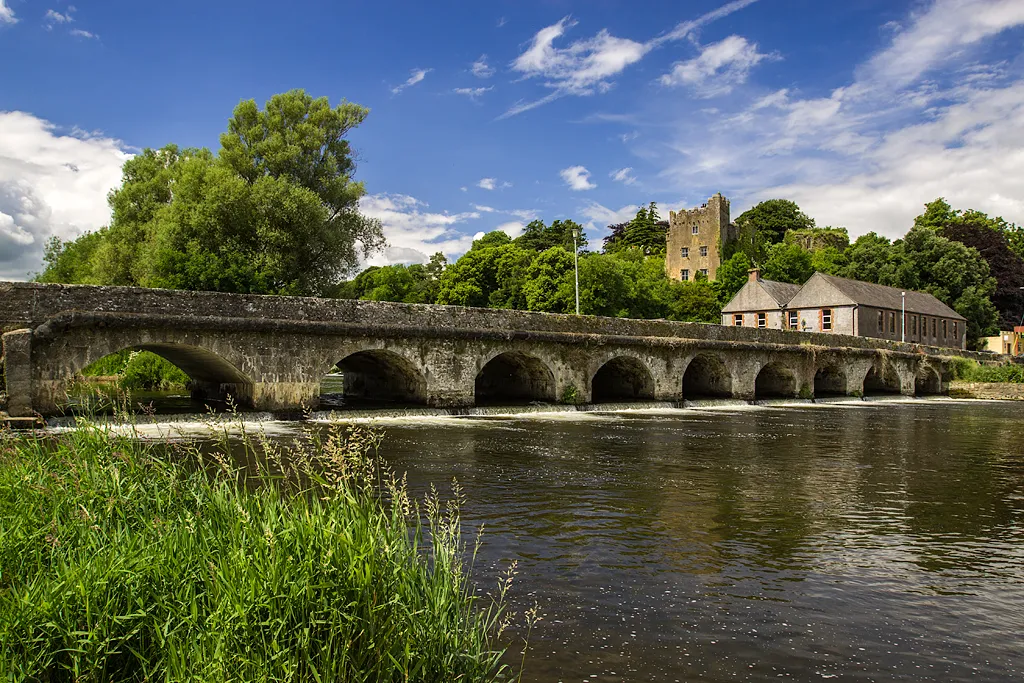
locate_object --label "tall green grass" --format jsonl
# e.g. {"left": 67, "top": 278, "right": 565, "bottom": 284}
{"left": 948, "top": 357, "right": 1024, "bottom": 383}
{"left": 0, "top": 420, "right": 517, "bottom": 681}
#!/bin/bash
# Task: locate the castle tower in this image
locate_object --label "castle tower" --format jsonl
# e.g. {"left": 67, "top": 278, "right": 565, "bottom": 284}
{"left": 665, "top": 193, "right": 732, "bottom": 282}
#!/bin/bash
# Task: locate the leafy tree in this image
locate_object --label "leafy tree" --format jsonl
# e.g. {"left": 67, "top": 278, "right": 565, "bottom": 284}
{"left": 761, "top": 242, "right": 814, "bottom": 284}
{"left": 470, "top": 231, "right": 511, "bottom": 251}
{"left": 36, "top": 232, "right": 105, "bottom": 285}
{"left": 941, "top": 220, "right": 1024, "bottom": 329}
{"left": 809, "top": 246, "right": 848, "bottom": 276}
{"left": 668, "top": 278, "right": 721, "bottom": 323}
{"left": 713, "top": 252, "right": 752, "bottom": 305}
{"left": 603, "top": 202, "right": 667, "bottom": 255}
{"left": 515, "top": 219, "right": 587, "bottom": 253}
{"left": 522, "top": 247, "right": 574, "bottom": 312}
{"left": 735, "top": 199, "right": 815, "bottom": 248}
{"left": 334, "top": 263, "right": 442, "bottom": 304}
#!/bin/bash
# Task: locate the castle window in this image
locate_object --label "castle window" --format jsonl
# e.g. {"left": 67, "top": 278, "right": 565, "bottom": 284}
{"left": 733, "top": 313, "right": 743, "bottom": 326}
{"left": 757, "top": 312, "right": 766, "bottom": 328}
{"left": 699, "top": 245, "right": 708, "bottom": 257}
{"left": 680, "top": 247, "right": 689, "bottom": 258}
{"left": 680, "top": 269, "right": 689, "bottom": 281}
{"left": 821, "top": 308, "right": 833, "bottom": 331}
{"left": 789, "top": 311, "right": 798, "bottom": 329}
{"left": 699, "top": 268, "right": 709, "bottom": 278}
{"left": 692, "top": 225, "right": 699, "bottom": 235}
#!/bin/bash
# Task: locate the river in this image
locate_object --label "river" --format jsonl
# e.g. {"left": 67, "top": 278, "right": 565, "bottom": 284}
{"left": 148, "top": 398, "right": 1024, "bottom": 681}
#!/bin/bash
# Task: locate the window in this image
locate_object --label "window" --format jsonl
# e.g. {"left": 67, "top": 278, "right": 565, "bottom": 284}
{"left": 680, "top": 247, "right": 689, "bottom": 258}
{"left": 680, "top": 269, "right": 689, "bottom": 281}
{"left": 692, "top": 225, "right": 699, "bottom": 235}
{"left": 912, "top": 315, "right": 918, "bottom": 336}
{"left": 789, "top": 311, "right": 798, "bottom": 329}
{"left": 878, "top": 310, "right": 884, "bottom": 332}
{"left": 822, "top": 308, "right": 833, "bottom": 331}
{"left": 953, "top": 322, "right": 958, "bottom": 340}
{"left": 733, "top": 313, "right": 743, "bottom": 326}
{"left": 699, "top": 245, "right": 708, "bottom": 257}
{"left": 942, "top": 320, "right": 948, "bottom": 338}
{"left": 757, "top": 312, "right": 766, "bottom": 328}
{"left": 699, "top": 268, "right": 709, "bottom": 278}
{"left": 889, "top": 312, "right": 896, "bottom": 334}
{"left": 932, "top": 318, "right": 937, "bottom": 337}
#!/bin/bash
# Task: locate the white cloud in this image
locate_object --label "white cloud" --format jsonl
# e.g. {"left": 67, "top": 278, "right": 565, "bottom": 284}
{"left": 610, "top": 167, "right": 637, "bottom": 185}
{"left": 0, "top": 111, "right": 131, "bottom": 279}
{"left": 660, "top": 35, "right": 773, "bottom": 96}
{"left": 70, "top": 28, "right": 97, "bottom": 39}
{"left": 501, "top": 0, "right": 762, "bottom": 117}
{"left": 0, "top": 0, "right": 17, "bottom": 24}
{"left": 477, "top": 177, "right": 496, "bottom": 190}
{"left": 391, "top": 68, "right": 431, "bottom": 95}
{"left": 358, "top": 193, "right": 480, "bottom": 266}
{"left": 560, "top": 165, "right": 596, "bottom": 191}
{"left": 471, "top": 55, "right": 495, "bottom": 78}
{"left": 494, "top": 221, "right": 526, "bottom": 238}
{"left": 44, "top": 8, "right": 74, "bottom": 28}
{"left": 453, "top": 86, "right": 493, "bottom": 101}
{"left": 654, "top": 0, "right": 1024, "bottom": 239}
{"left": 473, "top": 204, "right": 496, "bottom": 213}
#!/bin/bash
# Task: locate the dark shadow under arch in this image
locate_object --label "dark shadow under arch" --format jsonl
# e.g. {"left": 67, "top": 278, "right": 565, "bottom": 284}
{"left": 591, "top": 356, "right": 655, "bottom": 402}
{"left": 915, "top": 366, "right": 943, "bottom": 395}
{"left": 682, "top": 354, "right": 733, "bottom": 399}
{"left": 323, "top": 350, "right": 428, "bottom": 406}
{"left": 475, "top": 352, "right": 556, "bottom": 405}
{"left": 864, "top": 366, "right": 901, "bottom": 395}
{"left": 755, "top": 362, "right": 799, "bottom": 399}
{"left": 814, "top": 366, "right": 847, "bottom": 397}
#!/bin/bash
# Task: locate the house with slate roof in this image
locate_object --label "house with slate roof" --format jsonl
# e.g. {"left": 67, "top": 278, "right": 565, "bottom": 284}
{"left": 721, "top": 270, "right": 967, "bottom": 350}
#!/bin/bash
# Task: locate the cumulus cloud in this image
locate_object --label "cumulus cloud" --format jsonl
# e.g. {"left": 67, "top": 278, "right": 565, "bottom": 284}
{"left": 391, "top": 68, "right": 431, "bottom": 95}
{"left": 654, "top": 0, "right": 1024, "bottom": 239}
{"left": 501, "top": 0, "right": 761, "bottom": 117}
{"left": 610, "top": 167, "right": 637, "bottom": 185}
{"left": 1, "top": 0, "right": 17, "bottom": 24}
{"left": 660, "top": 35, "right": 774, "bottom": 96}
{"left": 44, "top": 8, "right": 74, "bottom": 28}
{"left": 358, "top": 193, "right": 480, "bottom": 266}
{"left": 0, "top": 111, "right": 131, "bottom": 280}
{"left": 560, "top": 165, "right": 596, "bottom": 191}
{"left": 476, "top": 177, "right": 512, "bottom": 191}
{"left": 471, "top": 55, "right": 495, "bottom": 78}
{"left": 453, "top": 86, "right": 493, "bottom": 101}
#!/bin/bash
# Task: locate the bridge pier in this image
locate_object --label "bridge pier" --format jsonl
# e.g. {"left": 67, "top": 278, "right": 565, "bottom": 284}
{"left": 2, "top": 330, "right": 34, "bottom": 417}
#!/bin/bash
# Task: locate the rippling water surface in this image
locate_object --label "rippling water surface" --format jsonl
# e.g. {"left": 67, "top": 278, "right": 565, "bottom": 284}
{"left": 193, "top": 399, "right": 1024, "bottom": 682}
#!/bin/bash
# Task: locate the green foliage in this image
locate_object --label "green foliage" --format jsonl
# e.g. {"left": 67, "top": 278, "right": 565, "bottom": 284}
{"left": 561, "top": 384, "right": 580, "bottom": 404}
{"left": 515, "top": 219, "right": 586, "bottom": 253}
{"left": 735, "top": 199, "right": 815, "bottom": 250}
{"left": 603, "top": 202, "right": 667, "bottom": 255}
{"left": 948, "top": 357, "right": 1024, "bottom": 383}
{"left": 713, "top": 252, "right": 753, "bottom": 305}
{"left": 523, "top": 247, "right": 575, "bottom": 312}
{"left": 36, "top": 90, "right": 384, "bottom": 296}
{"left": 0, "top": 424, "right": 513, "bottom": 681}
{"left": 761, "top": 242, "right": 814, "bottom": 284}
{"left": 79, "top": 351, "right": 189, "bottom": 392}
{"left": 810, "top": 246, "right": 848, "bottom": 276}
{"left": 333, "top": 256, "right": 446, "bottom": 304}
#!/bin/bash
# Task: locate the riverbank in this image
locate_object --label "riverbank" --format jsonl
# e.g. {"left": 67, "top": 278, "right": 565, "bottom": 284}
{"left": 949, "top": 381, "right": 1024, "bottom": 400}
{"left": 0, "top": 421, "right": 513, "bottom": 681}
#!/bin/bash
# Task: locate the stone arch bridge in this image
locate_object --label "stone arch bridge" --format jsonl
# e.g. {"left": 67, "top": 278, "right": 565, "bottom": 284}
{"left": 1, "top": 282, "right": 969, "bottom": 417}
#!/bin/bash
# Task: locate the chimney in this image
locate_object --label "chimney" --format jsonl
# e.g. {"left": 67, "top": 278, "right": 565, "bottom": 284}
{"left": 748, "top": 268, "right": 761, "bottom": 283}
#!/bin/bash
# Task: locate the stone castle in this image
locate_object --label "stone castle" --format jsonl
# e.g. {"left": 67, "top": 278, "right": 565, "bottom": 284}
{"left": 664, "top": 192, "right": 737, "bottom": 283}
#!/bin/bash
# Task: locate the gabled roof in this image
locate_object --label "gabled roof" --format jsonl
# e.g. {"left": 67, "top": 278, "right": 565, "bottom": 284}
{"left": 721, "top": 278, "right": 801, "bottom": 313}
{"left": 792, "top": 273, "right": 965, "bottom": 320}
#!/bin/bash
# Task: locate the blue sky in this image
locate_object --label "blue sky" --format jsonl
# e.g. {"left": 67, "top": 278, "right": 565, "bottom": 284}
{"left": 1, "top": 0, "right": 1023, "bottom": 278}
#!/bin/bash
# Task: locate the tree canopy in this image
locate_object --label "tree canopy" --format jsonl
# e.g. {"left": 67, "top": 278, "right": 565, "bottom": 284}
{"left": 603, "top": 203, "right": 667, "bottom": 255}
{"left": 37, "top": 90, "right": 384, "bottom": 296}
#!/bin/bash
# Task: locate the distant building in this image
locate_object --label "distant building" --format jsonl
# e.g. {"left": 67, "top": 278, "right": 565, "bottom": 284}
{"left": 665, "top": 193, "right": 737, "bottom": 283}
{"left": 721, "top": 270, "right": 967, "bottom": 350}
{"left": 983, "top": 328, "right": 1023, "bottom": 355}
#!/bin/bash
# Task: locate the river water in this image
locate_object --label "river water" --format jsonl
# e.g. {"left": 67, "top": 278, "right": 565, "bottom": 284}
{"left": 154, "top": 399, "right": 1024, "bottom": 681}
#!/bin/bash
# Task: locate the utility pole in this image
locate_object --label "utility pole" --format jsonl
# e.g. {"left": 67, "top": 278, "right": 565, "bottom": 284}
{"left": 901, "top": 291, "right": 906, "bottom": 343}
{"left": 573, "top": 226, "right": 581, "bottom": 315}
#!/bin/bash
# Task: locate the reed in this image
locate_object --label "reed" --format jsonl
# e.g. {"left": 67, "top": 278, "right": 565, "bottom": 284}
{"left": 0, "top": 418, "right": 515, "bottom": 682}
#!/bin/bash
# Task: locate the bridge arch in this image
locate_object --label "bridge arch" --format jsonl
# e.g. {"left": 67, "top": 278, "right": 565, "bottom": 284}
{"left": 814, "top": 364, "right": 847, "bottom": 397}
{"left": 915, "top": 365, "right": 943, "bottom": 396}
{"left": 590, "top": 355, "right": 656, "bottom": 402}
{"left": 323, "top": 349, "right": 428, "bottom": 405}
{"left": 682, "top": 353, "right": 733, "bottom": 399}
{"left": 754, "top": 362, "right": 799, "bottom": 399}
{"left": 863, "top": 364, "right": 901, "bottom": 395}
{"left": 475, "top": 351, "right": 556, "bottom": 404}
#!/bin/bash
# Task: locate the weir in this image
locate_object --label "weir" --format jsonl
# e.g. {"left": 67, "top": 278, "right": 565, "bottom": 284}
{"left": 0, "top": 281, "right": 987, "bottom": 417}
